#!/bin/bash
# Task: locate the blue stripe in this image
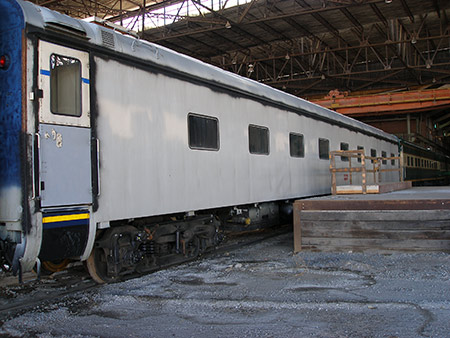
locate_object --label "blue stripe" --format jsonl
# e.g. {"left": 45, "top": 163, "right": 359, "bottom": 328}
{"left": 40, "top": 69, "right": 89, "bottom": 84}
{"left": 44, "top": 210, "right": 88, "bottom": 218}
{"left": 43, "top": 218, "right": 89, "bottom": 230}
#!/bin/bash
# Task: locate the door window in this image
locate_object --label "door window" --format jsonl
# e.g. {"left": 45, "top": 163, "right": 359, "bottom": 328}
{"left": 39, "top": 41, "right": 90, "bottom": 127}
{"left": 50, "top": 54, "right": 82, "bottom": 117}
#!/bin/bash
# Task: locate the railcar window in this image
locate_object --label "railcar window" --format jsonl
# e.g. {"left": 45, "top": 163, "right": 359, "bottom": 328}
{"left": 370, "top": 149, "right": 377, "bottom": 163}
{"left": 249, "top": 125, "right": 269, "bottom": 155}
{"left": 50, "top": 54, "right": 82, "bottom": 117}
{"left": 289, "top": 133, "right": 304, "bottom": 158}
{"left": 340, "top": 142, "right": 349, "bottom": 161}
{"left": 357, "top": 146, "right": 364, "bottom": 163}
{"left": 391, "top": 153, "right": 395, "bottom": 165}
{"left": 407, "top": 156, "right": 411, "bottom": 167}
{"left": 318, "top": 138, "right": 329, "bottom": 160}
{"left": 188, "top": 114, "right": 219, "bottom": 151}
{"left": 382, "top": 151, "right": 387, "bottom": 164}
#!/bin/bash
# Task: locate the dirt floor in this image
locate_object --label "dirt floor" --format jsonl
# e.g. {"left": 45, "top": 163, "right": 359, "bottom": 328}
{"left": 0, "top": 232, "right": 449, "bottom": 337}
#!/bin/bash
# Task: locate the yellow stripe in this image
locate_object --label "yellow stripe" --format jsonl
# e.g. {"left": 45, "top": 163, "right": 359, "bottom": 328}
{"left": 43, "top": 213, "right": 90, "bottom": 224}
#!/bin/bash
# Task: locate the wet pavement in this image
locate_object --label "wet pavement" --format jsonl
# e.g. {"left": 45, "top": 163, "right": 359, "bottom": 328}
{"left": 1, "top": 232, "right": 449, "bottom": 337}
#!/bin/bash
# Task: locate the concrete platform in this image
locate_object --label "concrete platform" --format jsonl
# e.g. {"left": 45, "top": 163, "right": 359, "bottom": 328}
{"left": 294, "top": 186, "right": 450, "bottom": 253}
{"left": 1, "top": 233, "right": 449, "bottom": 337}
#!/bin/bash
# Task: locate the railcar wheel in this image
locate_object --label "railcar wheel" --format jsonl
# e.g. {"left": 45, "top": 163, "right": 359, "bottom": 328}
{"left": 86, "top": 226, "right": 138, "bottom": 283}
{"left": 185, "top": 236, "right": 200, "bottom": 258}
{"left": 42, "top": 259, "right": 70, "bottom": 273}
{"left": 86, "top": 246, "right": 113, "bottom": 284}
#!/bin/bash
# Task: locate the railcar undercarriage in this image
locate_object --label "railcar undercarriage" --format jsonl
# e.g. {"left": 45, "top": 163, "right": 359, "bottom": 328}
{"left": 86, "top": 215, "right": 221, "bottom": 283}
{"left": 85, "top": 202, "right": 285, "bottom": 283}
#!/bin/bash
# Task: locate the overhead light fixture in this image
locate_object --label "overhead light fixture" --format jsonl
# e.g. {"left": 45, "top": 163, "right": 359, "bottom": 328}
{"left": 285, "top": 52, "right": 290, "bottom": 60}
{"left": 426, "top": 60, "right": 432, "bottom": 69}
{"left": 225, "top": 21, "right": 231, "bottom": 29}
{"left": 385, "top": 0, "right": 392, "bottom": 3}
{"left": 321, "top": 74, "right": 325, "bottom": 80}
{"left": 248, "top": 64, "right": 254, "bottom": 73}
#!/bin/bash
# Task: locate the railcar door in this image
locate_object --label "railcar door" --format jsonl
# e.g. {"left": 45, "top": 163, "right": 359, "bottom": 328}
{"left": 37, "top": 41, "right": 91, "bottom": 208}
{"left": 36, "top": 41, "right": 92, "bottom": 263}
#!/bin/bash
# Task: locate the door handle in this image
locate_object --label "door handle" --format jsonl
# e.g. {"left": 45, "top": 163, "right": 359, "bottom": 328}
{"left": 96, "top": 138, "right": 101, "bottom": 196}
{"left": 31, "top": 133, "right": 40, "bottom": 200}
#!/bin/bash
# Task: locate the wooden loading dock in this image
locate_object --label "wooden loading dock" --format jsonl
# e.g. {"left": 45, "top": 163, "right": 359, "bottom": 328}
{"left": 293, "top": 187, "right": 450, "bottom": 253}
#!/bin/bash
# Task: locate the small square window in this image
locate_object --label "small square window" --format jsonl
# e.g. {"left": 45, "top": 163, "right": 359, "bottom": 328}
{"left": 289, "top": 133, "right": 304, "bottom": 158}
{"left": 319, "top": 138, "right": 329, "bottom": 160}
{"left": 382, "top": 151, "right": 387, "bottom": 165}
{"left": 188, "top": 114, "right": 219, "bottom": 151}
{"left": 249, "top": 125, "right": 269, "bottom": 155}
{"left": 370, "top": 148, "right": 377, "bottom": 163}
{"left": 340, "top": 142, "right": 349, "bottom": 161}
{"left": 357, "top": 146, "right": 364, "bottom": 163}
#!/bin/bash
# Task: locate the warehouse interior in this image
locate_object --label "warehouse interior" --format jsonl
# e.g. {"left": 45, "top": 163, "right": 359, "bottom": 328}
{"left": 32, "top": 0, "right": 450, "bottom": 154}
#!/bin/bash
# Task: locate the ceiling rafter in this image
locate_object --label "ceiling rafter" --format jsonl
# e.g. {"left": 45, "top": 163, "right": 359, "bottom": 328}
{"left": 33, "top": 0, "right": 450, "bottom": 99}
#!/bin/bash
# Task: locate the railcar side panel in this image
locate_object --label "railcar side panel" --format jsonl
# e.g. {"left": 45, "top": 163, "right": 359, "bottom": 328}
{"left": 93, "top": 57, "right": 398, "bottom": 226}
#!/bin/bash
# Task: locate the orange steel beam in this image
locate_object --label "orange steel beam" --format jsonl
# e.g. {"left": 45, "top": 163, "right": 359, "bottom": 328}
{"left": 311, "top": 88, "right": 450, "bottom": 117}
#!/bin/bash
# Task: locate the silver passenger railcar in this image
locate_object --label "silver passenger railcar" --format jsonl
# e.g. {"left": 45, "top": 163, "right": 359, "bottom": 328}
{"left": 0, "top": 0, "right": 399, "bottom": 282}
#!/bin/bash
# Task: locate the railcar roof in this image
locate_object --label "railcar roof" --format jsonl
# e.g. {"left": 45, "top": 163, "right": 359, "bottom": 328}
{"left": 17, "top": 0, "right": 397, "bottom": 143}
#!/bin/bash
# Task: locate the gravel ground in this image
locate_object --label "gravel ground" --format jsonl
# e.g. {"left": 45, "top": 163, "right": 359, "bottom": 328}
{"left": 0, "top": 232, "right": 449, "bottom": 338}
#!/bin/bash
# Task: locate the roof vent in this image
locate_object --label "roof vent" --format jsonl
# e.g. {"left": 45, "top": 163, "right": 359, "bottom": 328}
{"left": 41, "top": 7, "right": 87, "bottom": 37}
{"left": 101, "top": 29, "right": 115, "bottom": 49}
